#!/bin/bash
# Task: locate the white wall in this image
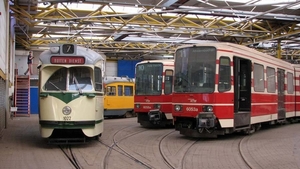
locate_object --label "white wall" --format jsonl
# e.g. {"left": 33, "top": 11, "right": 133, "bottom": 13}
{"left": 9, "top": 16, "right": 16, "bottom": 96}
{"left": 0, "top": 1, "right": 7, "bottom": 76}
{"left": 15, "top": 50, "right": 41, "bottom": 75}
{"left": 105, "top": 60, "right": 117, "bottom": 76}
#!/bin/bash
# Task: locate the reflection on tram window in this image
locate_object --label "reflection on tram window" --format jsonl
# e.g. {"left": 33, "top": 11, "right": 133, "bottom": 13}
{"left": 44, "top": 67, "right": 93, "bottom": 91}
{"left": 44, "top": 68, "right": 67, "bottom": 91}
{"left": 69, "top": 67, "right": 93, "bottom": 91}
{"left": 135, "top": 63, "right": 163, "bottom": 95}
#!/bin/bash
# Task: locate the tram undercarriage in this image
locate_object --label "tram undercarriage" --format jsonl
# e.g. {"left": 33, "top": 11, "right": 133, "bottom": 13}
{"left": 137, "top": 111, "right": 173, "bottom": 128}
{"left": 46, "top": 129, "right": 101, "bottom": 144}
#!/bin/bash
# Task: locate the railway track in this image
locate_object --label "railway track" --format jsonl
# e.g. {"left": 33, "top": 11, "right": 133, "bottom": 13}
{"left": 59, "top": 145, "right": 82, "bottom": 169}
{"left": 158, "top": 130, "right": 177, "bottom": 169}
{"left": 57, "top": 124, "right": 257, "bottom": 169}
{"left": 100, "top": 126, "right": 186, "bottom": 169}
{"left": 100, "top": 125, "right": 154, "bottom": 169}
{"left": 238, "top": 136, "right": 253, "bottom": 169}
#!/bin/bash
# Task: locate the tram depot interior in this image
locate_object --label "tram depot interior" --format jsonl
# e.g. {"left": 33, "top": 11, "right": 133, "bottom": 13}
{"left": 0, "top": 0, "right": 300, "bottom": 134}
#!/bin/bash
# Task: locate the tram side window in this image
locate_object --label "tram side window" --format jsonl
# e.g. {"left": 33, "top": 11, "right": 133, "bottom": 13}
{"left": 266, "top": 67, "right": 276, "bottom": 93}
{"left": 94, "top": 67, "right": 102, "bottom": 91}
{"left": 253, "top": 63, "right": 264, "bottom": 92}
{"left": 107, "top": 86, "right": 116, "bottom": 96}
{"left": 164, "top": 70, "right": 173, "bottom": 95}
{"left": 218, "top": 57, "right": 231, "bottom": 92}
{"left": 44, "top": 67, "right": 67, "bottom": 91}
{"left": 118, "top": 85, "right": 123, "bottom": 96}
{"left": 124, "top": 86, "right": 133, "bottom": 96}
{"left": 287, "top": 72, "right": 294, "bottom": 94}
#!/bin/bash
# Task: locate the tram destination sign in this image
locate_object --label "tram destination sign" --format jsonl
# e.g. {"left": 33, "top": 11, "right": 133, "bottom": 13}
{"left": 50, "top": 56, "right": 85, "bottom": 64}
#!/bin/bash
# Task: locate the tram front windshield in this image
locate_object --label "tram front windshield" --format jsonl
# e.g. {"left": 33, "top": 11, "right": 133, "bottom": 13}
{"left": 135, "top": 63, "right": 163, "bottom": 95}
{"left": 174, "top": 46, "right": 216, "bottom": 93}
{"left": 44, "top": 67, "right": 93, "bottom": 92}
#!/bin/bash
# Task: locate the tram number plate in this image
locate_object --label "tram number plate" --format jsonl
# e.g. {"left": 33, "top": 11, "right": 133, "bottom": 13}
{"left": 63, "top": 116, "right": 71, "bottom": 121}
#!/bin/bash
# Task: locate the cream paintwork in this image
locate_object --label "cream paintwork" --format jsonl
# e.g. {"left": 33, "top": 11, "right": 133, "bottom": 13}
{"left": 219, "top": 111, "right": 295, "bottom": 129}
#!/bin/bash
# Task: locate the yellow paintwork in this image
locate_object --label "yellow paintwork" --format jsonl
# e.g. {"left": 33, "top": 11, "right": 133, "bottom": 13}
{"left": 104, "top": 81, "right": 134, "bottom": 113}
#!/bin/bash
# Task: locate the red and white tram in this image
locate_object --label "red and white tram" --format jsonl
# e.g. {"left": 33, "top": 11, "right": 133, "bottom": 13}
{"left": 293, "top": 64, "right": 300, "bottom": 117}
{"left": 172, "top": 42, "right": 298, "bottom": 137}
{"left": 134, "top": 60, "right": 174, "bottom": 127}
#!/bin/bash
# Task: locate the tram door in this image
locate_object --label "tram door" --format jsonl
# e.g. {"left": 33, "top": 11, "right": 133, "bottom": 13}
{"left": 233, "top": 57, "right": 252, "bottom": 128}
{"left": 277, "top": 69, "right": 285, "bottom": 120}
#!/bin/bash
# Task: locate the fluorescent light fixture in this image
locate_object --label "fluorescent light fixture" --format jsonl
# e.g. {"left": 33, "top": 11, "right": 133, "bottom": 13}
{"left": 289, "top": 4, "right": 300, "bottom": 9}
{"left": 255, "top": 0, "right": 297, "bottom": 5}
{"left": 163, "top": 54, "right": 173, "bottom": 58}
{"left": 202, "top": 0, "right": 249, "bottom": 3}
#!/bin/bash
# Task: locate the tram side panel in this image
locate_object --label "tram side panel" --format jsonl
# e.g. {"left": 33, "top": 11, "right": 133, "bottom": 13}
{"left": 294, "top": 66, "right": 300, "bottom": 117}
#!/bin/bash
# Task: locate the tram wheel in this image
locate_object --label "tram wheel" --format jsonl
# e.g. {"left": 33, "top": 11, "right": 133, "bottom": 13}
{"left": 124, "top": 111, "right": 133, "bottom": 118}
{"left": 95, "top": 133, "right": 102, "bottom": 141}
{"left": 243, "top": 125, "right": 255, "bottom": 135}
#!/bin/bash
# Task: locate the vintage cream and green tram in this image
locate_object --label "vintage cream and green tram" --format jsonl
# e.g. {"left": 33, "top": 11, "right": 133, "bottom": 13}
{"left": 38, "top": 44, "right": 106, "bottom": 144}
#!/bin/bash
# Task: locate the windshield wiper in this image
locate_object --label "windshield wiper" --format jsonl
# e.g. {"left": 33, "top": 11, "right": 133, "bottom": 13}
{"left": 175, "top": 74, "right": 193, "bottom": 92}
{"left": 73, "top": 76, "right": 82, "bottom": 94}
{"left": 49, "top": 81, "right": 63, "bottom": 93}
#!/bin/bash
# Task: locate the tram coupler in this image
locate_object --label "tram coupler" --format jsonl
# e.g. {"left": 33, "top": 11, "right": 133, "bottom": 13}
{"left": 197, "top": 112, "right": 216, "bottom": 128}
{"left": 148, "top": 109, "right": 162, "bottom": 124}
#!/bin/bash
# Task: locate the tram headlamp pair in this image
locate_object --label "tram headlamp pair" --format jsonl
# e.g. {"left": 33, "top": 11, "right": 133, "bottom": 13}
{"left": 202, "top": 105, "right": 213, "bottom": 112}
{"left": 62, "top": 106, "right": 72, "bottom": 115}
{"left": 174, "top": 105, "right": 182, "bottom": 112}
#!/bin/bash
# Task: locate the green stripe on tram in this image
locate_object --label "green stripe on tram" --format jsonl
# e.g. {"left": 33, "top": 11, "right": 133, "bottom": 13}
{"left": 40, "top": 119, "right": 104, "bottom": 129}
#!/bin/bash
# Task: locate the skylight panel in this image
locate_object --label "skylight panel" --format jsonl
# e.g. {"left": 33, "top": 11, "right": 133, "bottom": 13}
{"left": 206, "top": 0, "right": 252, "bottom": 3}
{"left": 38, "top": 2, "right": 101, "bottom": 11}
{"left": 254, "top": 0, "right": 297, "bottom": 5}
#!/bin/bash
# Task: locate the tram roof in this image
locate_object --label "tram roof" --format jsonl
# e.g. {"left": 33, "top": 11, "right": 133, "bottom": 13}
{"left": 176, "top": 42, "right": 280, "bottom": 58}
{"left": 39, "top": 46, "right": 106, "bottom": 65}
{"left": 175, "top": 42, "right": 293, "bottom": 68}
{"left": 136, "top": 59, "right": 174, "bottom": 65}
{"left": 103, "top": 76, "right": 135, "bottom": 84}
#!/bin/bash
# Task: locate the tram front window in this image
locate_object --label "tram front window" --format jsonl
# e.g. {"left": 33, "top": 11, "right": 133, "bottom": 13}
{"left": 44, "top": 67, "right": 93, "bottom": 91}
{"left": 135, "top": 63, "right": 163, "bottom": 95}
{"left": 69, "top": 67, "right": 93, "bottom": 91}
{"left": 44, "top": 67, "right": 67, "bottom": 91}
{"left": 174, "top": 47, "right": 216, "bottom": 93}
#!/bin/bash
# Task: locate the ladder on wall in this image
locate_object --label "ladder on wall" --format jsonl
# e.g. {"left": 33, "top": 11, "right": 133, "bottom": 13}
{"left": 14, "top": 72, "right": 30, "bottom": 117}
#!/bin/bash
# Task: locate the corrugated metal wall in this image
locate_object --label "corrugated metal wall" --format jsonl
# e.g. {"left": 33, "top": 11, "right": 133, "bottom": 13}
{"left": 0, "top": 78, "right": 6, "bottom": 133}
{"left": 117, "top": 60, "right": 141, "bottom": 78}
{"left": 30, "top": 79, "right": 38, "bottom": 114}
{"left": 30, "top": 87, "right": 38, "bottom": 114}
{"left": 105, "top": 60, "right": 141, "bottom": 78}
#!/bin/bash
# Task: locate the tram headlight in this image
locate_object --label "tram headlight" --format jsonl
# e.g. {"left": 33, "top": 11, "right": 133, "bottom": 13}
{"left": 135, "top": 104, "right": 140, "bottom": 108}
{"left": 62, "top": 106, "right": 72, "bottom": 115}
{"left": 154, "top": 104, "right": 161, "bottom": 109}
{"left": 174, "top": 105, "right": 182, "bottom": 112}
{"left": 202, "top": 105, "right": 213, "bottom": 112}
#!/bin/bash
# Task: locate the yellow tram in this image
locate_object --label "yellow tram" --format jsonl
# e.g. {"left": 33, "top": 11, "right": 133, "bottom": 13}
{"left": 103, "top": 76, "right": 135, "bottom": 118}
